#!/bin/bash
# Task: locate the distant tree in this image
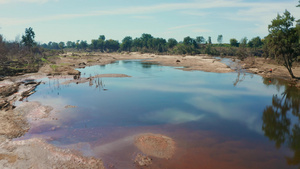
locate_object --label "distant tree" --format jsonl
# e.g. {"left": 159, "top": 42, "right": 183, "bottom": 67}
{"left": 97, "top": 39, "right": 105, "bottom": 52}
{"left": 196, "top": 36, "right": 205, "bottom": 44}
{"left": 230, "top": 38, "right": 239, "bottom": 47}
{"left": 208, "top": 36, "right": 212, "bottom": 44}
{"left": 58, "top": 42, "right": 65, "bottom": 49}
{"left": 91, "top": 39, "right": 98, "bottom": 50}
{"left": 167, "top": 38, "right": 178, "bottom": 48}
{"left": 99, "top": 35, "right": 105, "bottom": 41}
{"left": 240, "top": 37, "right": 248, "bottom": 48}
{"left": 297, "top": 0, "right": 300, "bottom": 7}
{"left": 66, "top": 41, "right": 73, "bottom": 48}
{"left": 265, "top": 10, "right": 299, "bottom": 78}
{"left": 217, "top": 35, "right": 223, "bottom": 44}
{"left": 121, "top": 36, "right": 133, "bottom": 51}
{"left": 237, "top": 37, "right": 248, "bottom": 60}
{"left": 105, "top": 39, "right": 120, "bottom": 52}
{"left": 249, "top": 36, "right": 262, "bottom": 50}
{"left": 132, "top": 38, "right": 142, "bottom": 50}
{"left": 75, "top": 40, "right": 80, "bottom": 49}
{"left": 183, "top": 36, "right": 193, "bottom": 46}
{"left": 79, "top": 40, "right": 88, "bottom": 50}
{"left": 21, "top": 27, "right": 36, "bottom": 49}
{"left": 40, "top": 43, "right": 48, "bottom": 49}
{"left": 141, "top": 33, "right": 153, "bottom": 48}
{"left": 51, "top": 42, "right": 59, "bottom": 49}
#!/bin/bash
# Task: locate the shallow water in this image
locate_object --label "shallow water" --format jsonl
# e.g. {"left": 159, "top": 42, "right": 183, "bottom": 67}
{"left": 18, "top": 59, "right": 300, "bottom": 169}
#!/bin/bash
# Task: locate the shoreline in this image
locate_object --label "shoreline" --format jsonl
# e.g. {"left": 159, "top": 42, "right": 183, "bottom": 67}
{"left": 0, "top": 52, "right": 299, "bottom": 168}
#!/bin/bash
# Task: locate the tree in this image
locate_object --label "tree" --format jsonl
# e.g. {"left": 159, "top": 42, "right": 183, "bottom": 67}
{"left": 167, "top": 38, "right": 178, "bottom": 48}
{"left": 240, "top": 37, "right": 248, "bottom": 48}
{"left": 91, "top": 39, "right": 98, "bottom": 50}
{"left": 265, "top": 10, "right": 299, "bottom": 78}
{"left": 99, "top": 35, "right": 105, "bottom": 41}
{"left": 66, "top": 41, "right": 74, "bottom": 48}
{"left": 183, "top": 36, "right": 194, "bottom": 46}
{"left": 196, "top": 36, "right": 205, "bottom": 44}
{"left": 58, "top": 42, "right": 65, "bottom": 49}
{"left": 121, "top": 36, "right": 133, "bottom": 51}
{"left": 141, "top": 33, "right": 153, "bottom": 48}
{"left": 208, "top": 36, "right": 212, "bottom": 44}
{"left": 230, "top": 38, "right": 239, "bottom": 47}
{"left": 21, "top": 27, "right": 36, "bottom": 49}
{"left": 297, "top": 0, "right": 300, "bottom": 7}
{"left": 105, "top": 39, "right": 120, "bottom": 52}
{"left": 249, "top": 36, "right": 262, "bottom": 50}
{"left": 79, "top": 40, "right": 88, "bottom": 50}
{"left": 217, "top": 35, "right": 223, "bottom": 44}
{"left": 237, "top": 37, "right": 248, "bottom": 60}
{"left": 97, "top": 39, "right": 105, "bottom": 52}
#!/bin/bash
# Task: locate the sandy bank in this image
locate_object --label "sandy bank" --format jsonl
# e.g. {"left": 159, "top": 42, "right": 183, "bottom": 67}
{"left": 240, "top": 57, "right": 300, "bottom": 87}
{"left": 0, "top": 138, "right": 104, "bottom": 169}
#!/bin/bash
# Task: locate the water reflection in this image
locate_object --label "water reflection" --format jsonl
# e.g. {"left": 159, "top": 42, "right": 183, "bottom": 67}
{"left": 262, "top": 78, "right": 300, "bottom": 167}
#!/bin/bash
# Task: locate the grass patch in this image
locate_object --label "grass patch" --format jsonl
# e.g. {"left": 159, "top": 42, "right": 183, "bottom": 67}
{"left": 50, "top": 64, "right": 58, "bottom": 71}
{"left": 41, "top": 58, "right": 50, "bottom": 64}
{"left": 87, "top": 59, "right": 95, "bottom": 63}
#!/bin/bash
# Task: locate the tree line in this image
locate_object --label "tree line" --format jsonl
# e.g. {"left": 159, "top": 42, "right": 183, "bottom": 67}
{"left": 40, "top": 33, "right": 265, "bottom": 56}
{"left": 0, "top": 1, "right": 299, "bottom": 78}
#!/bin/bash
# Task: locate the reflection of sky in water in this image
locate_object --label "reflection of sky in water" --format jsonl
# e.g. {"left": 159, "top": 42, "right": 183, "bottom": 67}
{"left": 21, "top": 59, "right": 298, "bottom": 168}
{"left": 27, "top": 60, "right": 285, "bottom": 133}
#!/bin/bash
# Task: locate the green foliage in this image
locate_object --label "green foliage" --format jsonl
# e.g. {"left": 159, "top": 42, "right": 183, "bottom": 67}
{"left": 240, "top": 37, "right": 248, "bottom": 48}
{"left": 264, "top": 10, "right": 299, "bottom": 78}
{"left": 217, "top": 35, "right": 223, "bottom": 44}
{"left": 41, "top": 58, "right": 50, "bottom": 64}
{"left": 79, "top": 40, "right": 88, "bottom": 50}
{"left": 183, "top": 36, "right": 194, "bottom": 46}
{"left": 58, "top": 42, "right": 65, "bottom": 49}
{"left": 66, "top": 41, "right": 75, "bottom": 48}
{"left": 121, "top": 36, "right": 133, "bottom": 51}
{"left": 230, "top": 38, "right": 239, "bottom": 47}
{"left": 105, "top": 39, "right": 120, "bottom": 52}
{"left": 167, "top": 38, "right": 178, "bottom": 48}
{"left": 196, "top": 36, "right": 205, "bottom": 44}
{"left": 50, "top": 64, "right": 58, "bottom": 71}
{"left": 99, "top": 35, "right": 105, "bottom": 41}
{"left": 21, "top": 27, "right": 36, "bottom": 48}
{"left": 248, "top": 36, "right": 262, "bottom": 49}
{"left": 208, "top": 36, "right": 212, "bottom": 44}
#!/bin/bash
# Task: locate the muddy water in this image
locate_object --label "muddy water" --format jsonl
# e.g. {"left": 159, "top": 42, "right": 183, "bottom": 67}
{"left": 17, "top": 60, "right": 300, "bottom": 169}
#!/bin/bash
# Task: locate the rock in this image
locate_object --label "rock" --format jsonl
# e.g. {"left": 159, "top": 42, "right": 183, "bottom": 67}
{"left": 0, "top": 83, "right": 20, "bottom": 97}
{"left": 176, "top": 60, "right": 181, "bottom": 63}
{"left": 134, "top": 154, "right": 152, "bottom": 166}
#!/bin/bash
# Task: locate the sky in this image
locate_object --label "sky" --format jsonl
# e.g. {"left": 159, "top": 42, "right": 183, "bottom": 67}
{"left": 0, "top": 0, "right": 299, "bottom": 44}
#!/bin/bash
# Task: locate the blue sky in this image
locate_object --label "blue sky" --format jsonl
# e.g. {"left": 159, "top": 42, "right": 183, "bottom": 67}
{"left": 0, "top": 0, "right": 299, "bottom": 44}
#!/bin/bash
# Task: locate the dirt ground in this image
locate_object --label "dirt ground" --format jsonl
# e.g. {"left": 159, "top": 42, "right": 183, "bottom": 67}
{"left": 0, "top": 52, "right": 299, "bottom": 168}
{"left": 240, "top": 57, "right": 300, "bottom": 87}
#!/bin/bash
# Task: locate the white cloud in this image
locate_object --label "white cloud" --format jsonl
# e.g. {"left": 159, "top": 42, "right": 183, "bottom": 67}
{"left": 139, "top": 108, "right": 204, "bottom": 124}
{"left": 187, "top": 96, "right": 264, "bottom": 134}
{"left": 0, "top": 0, "right": 298, "bottom": 27}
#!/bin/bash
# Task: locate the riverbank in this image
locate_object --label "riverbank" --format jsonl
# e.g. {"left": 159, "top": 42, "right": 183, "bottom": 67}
{"left": 0, "top": 52, "right": 299, "bottom": 168}
{"left": 239, "top": 57, "right": 300, "bottom": 87}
